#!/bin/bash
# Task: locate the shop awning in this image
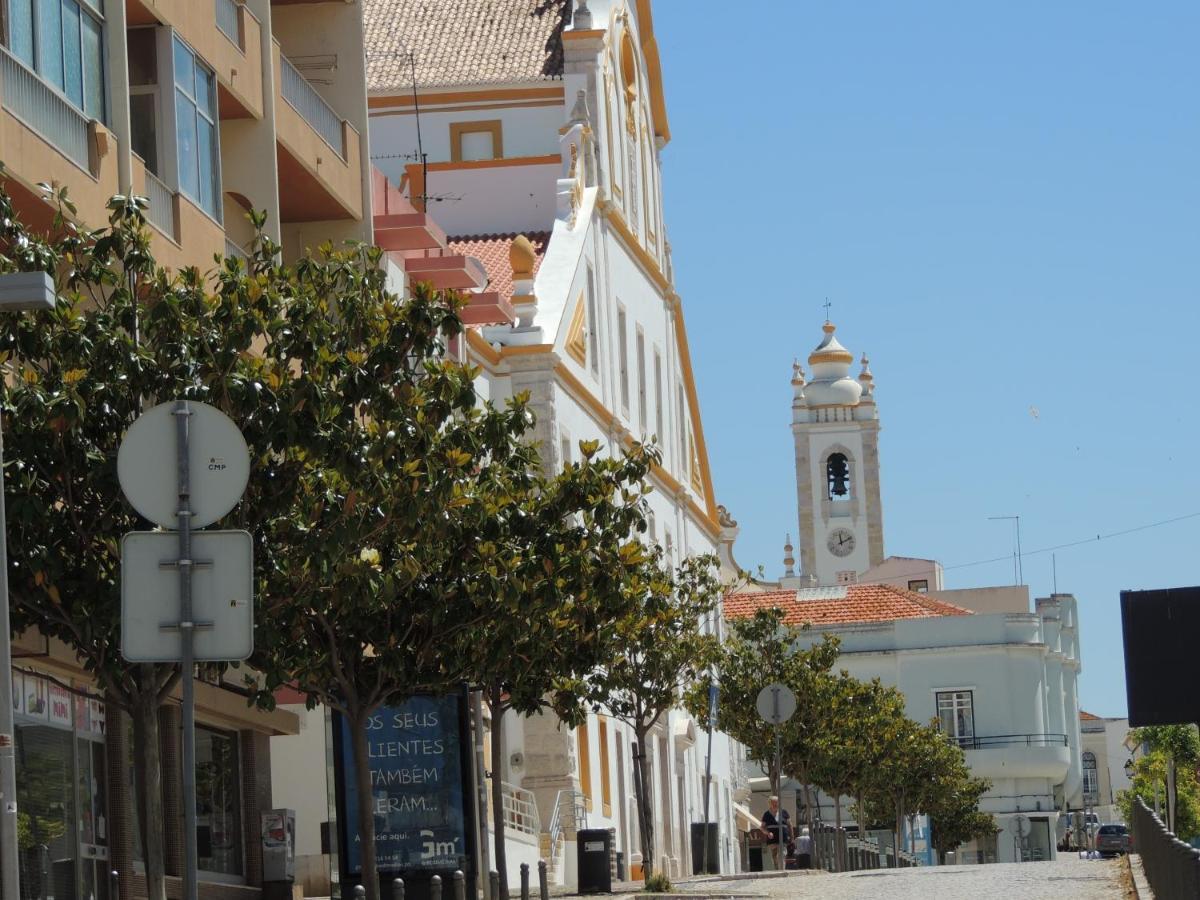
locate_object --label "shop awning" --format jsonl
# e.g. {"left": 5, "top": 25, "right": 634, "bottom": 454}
{"left": 734, "top": 803, "right": 762, "bottom": 832}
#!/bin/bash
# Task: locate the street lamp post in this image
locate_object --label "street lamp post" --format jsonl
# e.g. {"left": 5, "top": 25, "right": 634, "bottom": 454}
{"left": 0, "top": 270, "right": 58, "bottom": 900}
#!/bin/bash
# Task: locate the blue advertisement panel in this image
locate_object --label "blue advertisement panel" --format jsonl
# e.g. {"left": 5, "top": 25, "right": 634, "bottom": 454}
{"left": 336, "top": 695, "right": 472, "bottom": 877}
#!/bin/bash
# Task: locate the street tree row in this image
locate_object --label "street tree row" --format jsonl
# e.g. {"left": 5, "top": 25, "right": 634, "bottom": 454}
{"left": 0, "top": 183, "right": 725, "bottom": 900}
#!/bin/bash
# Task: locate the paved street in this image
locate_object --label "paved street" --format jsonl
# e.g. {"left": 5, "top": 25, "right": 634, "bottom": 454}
{"left": 674, "top": 857, "right": 1128, "bottom": 899}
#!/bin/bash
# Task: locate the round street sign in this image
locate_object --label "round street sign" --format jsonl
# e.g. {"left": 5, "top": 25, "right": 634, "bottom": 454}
{"left": 117, "top": 400, "right": 250, "bottom": 529}
{"left": 756, "top": 683, "right": 797, "bottom": 725}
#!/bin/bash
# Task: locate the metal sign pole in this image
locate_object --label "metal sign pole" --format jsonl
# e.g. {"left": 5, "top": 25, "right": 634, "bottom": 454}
{"left": 174, "top": 400, "right": 199, "bottom": 900}
{"left": 700, "top": 684, "right": 717, "bottom": 875}
{"left": 0, "top": 420, "right": 22, "bottom": 900}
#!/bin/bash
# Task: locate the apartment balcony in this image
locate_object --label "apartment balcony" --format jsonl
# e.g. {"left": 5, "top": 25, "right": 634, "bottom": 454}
{"left": 0, "top": 45, "right": 119, "bottom": 231}
{"left": 273, "top": 43, "right": 361, "bottom": 222}
{"left": 125, "top": 0, "right": 264, "bottom": 119}
{"left": 132, "top": 155, "right": 224, "bottom": 272}
{"left": 958, "top": 734, "right": 1071, "bottom": 781}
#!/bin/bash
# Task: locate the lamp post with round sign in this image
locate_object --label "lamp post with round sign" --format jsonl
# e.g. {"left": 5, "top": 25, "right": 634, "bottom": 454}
{"left": 756, "top": 683, "right": 797, "bottom": 868}
{"left": 0, "top": 270, "right": 58, "bottom": 900}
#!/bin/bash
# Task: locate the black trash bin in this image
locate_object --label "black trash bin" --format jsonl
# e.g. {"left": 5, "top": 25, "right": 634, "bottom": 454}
{"left": 577, "top": 829, "right": 612, "bottom": 894}
{"left": 690, "top": 823, "right": 719, "bottom": 874}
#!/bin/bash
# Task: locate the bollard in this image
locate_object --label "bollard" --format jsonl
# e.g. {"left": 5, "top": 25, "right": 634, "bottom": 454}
{"left": 489, "top": 870, "right": 500, "bottom": 900}
{"left": 537, "top": 860, "right": 549, "bottom": 900}
{"left": 519, "top": 864, "right": 529, "bottom": 900}
{"left": 453, "top": 870, "right": 465, "bottom": 900}
{"left": 354, "top": 887, "right": 367, "bottom": 900}
{"left": 430, "top": 875, "right": 442, "bottom": 900}
{"left": 393, "top": 878, "right": 405, "bottom": 900}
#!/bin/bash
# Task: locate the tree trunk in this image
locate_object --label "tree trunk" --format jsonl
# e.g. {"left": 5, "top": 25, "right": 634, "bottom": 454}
{"left": 486, "top": 685, "right": 509, "bottom": 900}
{"left": 893, "top": 797, "right": 904, "bottom": 868}
{"left": 802, "top": 782, "right": 818, "bottom": 869}
{"left": 834, "top": 795, "right": 844, "bottom": 872}
{"left": 133, "top": 686, "right": 167, "bottom": 900}
{"left": 633, "top": 733, "right": 655, "bottom": 881}
{"left": 908, "top": 813, "right": 917, "bottom": 856}
{"left": 349, "top": 706, "right": 380, "bottom": 900}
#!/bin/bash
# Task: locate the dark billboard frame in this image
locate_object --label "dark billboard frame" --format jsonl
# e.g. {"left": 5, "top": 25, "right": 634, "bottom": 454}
{"left": 332, "top": 688, "right": 477, "bottom": 898}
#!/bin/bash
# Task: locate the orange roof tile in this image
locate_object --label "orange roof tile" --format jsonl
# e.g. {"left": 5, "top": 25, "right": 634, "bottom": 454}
{"left": 447, "top": 232, "right": 550, "bottom": 300}
{"left": 364, "top": 0, "right": 570, "bottom": 93}
{"left": 1080, "top": 710, "right": 1101, "bottom": 721}
{"left": 724, "top": 583, "right": 973, "bottom": 628}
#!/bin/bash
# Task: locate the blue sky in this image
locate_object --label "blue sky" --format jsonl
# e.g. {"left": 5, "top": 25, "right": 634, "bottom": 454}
{"left": 653, "top": 1, "right": 1200, "bottom": 718}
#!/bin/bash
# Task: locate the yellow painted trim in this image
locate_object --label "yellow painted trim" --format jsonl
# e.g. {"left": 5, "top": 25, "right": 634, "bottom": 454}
{"left": 565, "top": 292, "right": 587, "bottom": 366}
{"left": 466, "top": 329, "right": 501, "bottom": 366}
{"left": 635, "top": 0, "right": 671, "bottom": 145}
{"left": 499, "top": 343, "right": 555, "bottom": 358}
{"left": 670, "top": 299, "right": 720, "bottom": 523}
{"left": 369, "top": 86, "right": 564, "bottom": 108}
{"left": 599, "top": 201, "right": 671, "bottom": 296}
{"left": 563, "top": 29, "right": 606, "bottom": 42}
{"left": 449, "top": 119, "right": 503, "bottom": 163}
{"left": 375, "top": 99, "right": 561, "bottom": 118}
{"left": 555, "top": 362, "right": 617, "bottom": 430}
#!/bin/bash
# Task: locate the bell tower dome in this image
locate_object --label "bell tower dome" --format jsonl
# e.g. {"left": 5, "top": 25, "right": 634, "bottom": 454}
{"left": 791, "top": 320, "right": 885, "bottom": 585}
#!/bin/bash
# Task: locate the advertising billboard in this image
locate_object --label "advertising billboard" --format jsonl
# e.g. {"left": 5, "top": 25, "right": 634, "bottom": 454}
{"left": 333, "top": 693, "right": 475, "bottom": 886}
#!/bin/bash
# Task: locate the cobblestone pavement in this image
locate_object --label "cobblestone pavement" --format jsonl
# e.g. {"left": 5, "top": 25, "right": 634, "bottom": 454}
{"left": 673, "top": 856, "right": 1127, "bottom": 899}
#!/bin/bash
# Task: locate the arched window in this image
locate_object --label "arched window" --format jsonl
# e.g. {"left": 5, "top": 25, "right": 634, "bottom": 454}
{"left": 1082, "top": 751, "right": 1099, "bottom": 800}
{"left": 827, "top": 452, "right": 851, "bottom": 501}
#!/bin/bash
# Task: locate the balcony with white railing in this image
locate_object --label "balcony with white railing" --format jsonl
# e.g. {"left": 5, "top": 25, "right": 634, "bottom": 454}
{"left": 500, "top": 782, "right": 540, "bottom": 837}
{"left": 280, "top": 54, "right": 344, "bottom": 159}
{"left": 272, "top": 42, "right": 362, "bottom": 222}
{"left": 143, "top": 169, "right": 177, "bottom": 239}
{"left": 0, "top": 45, "right": 91, "bottom": 172}
{"left": 215, "top": 0, "right": 241, "bottom": 46}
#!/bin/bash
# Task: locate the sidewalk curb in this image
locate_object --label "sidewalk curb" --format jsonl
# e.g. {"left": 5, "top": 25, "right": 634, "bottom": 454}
{"left": 1126, "top": 853, "right": 1153, "bottom": 899}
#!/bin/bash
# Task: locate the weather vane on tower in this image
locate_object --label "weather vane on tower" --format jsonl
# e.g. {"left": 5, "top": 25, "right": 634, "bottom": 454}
{"left": 823, "top": 298, "right": 832, "bottom": 321}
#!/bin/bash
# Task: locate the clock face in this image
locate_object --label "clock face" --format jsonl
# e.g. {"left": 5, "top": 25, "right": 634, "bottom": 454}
{"left": 827, "top": 528, "right": 856, "bottom": 557}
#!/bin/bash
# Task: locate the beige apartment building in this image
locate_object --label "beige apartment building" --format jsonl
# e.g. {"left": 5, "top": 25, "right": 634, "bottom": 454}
{"left": 0, "top": 2, "right": 383, "bottom": 900}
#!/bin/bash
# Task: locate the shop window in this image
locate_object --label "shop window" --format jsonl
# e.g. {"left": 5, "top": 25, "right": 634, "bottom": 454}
{"left": 7, "top": 0, "right": 106, "bottom": 120}
{"left": 449, "top": 120, "right": 502, "bottom": 162}
{"left": 195, "top": 726, "right": 243, "bottom": 877}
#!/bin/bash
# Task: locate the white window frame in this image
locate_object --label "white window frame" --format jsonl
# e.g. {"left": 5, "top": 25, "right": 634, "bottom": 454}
{"left": 935, "top": 689, "right": 976, "bottom": 748}
{"left": 636, "top": 327, "right": 647, "bottom": 434}
{"left": 585, "top": 264, "right": 600, "bottom": 377}
{"left": 617, "top": 305, "right": 630, "bottom": 414}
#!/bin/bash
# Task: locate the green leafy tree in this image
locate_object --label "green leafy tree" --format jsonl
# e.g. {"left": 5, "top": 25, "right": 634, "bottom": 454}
{"left": 591, "top": 553, "right": 722, "bottom": 881}
{"left": 0, "top": 184, "right": 288, "bottom": 900}
{"left": 462, "top": 441, "right": 655, "bottom": 898}
{"left": 926, "top": 773, "right": 995, "bottom": 864}
{"left": 1118, "top": 745, "right": 1200, "bottom": 841}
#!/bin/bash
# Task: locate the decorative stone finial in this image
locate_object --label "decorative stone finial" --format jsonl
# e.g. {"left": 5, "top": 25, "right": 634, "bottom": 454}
{"left": 783, "top": 535, "right": 795, "bottom": 577}
{"left": 573, "top": 0, "right": 593, "bottom": 30}
{"left": 568, "top": 90, "right": 590, "bottom": 129}
{"left": 791, "top": 359, "right": 805, "bottom": 387}
{"left": 509, "top": 234, "right": 536, "bottom": 281}
{"left": 717, "top": 505, "right": 738, "bottom": 529}
{"left": 859, "top": 353, "right": 874, "bottom": 394}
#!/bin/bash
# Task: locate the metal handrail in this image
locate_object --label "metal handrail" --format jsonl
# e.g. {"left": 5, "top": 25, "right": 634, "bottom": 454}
{"left": 500, "top": 782, "right": 540, "bottom": 837}
{"left": 279, "top": 53, "right": 344, "bottom": 158}
{"left": 0, "top": 45, "right": 90, "bottom": 171}
{"left": 143, "top": 169, "right": 176, "bottom": 238}
{"left": 215, "top": 0, "right": 241, "bottom": 47}
{"left": 545, "top": 789, "right": 587, "bottom": 862}
{"left": 951, "top": 733, "right": 1068, "bottom": 750}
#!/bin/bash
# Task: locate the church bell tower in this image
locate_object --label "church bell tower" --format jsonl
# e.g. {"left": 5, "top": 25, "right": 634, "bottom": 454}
{"left": 791, "top": 320, "right": 885, "bottom": 586}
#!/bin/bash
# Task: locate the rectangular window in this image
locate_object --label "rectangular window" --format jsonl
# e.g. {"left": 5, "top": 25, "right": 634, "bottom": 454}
{"left": 195, "top": 725, "right": 243, "bottom": 876}
{"left": 577, "top": 720, "right": 593, "bottom": 811}
{"left": 653, "top": 348, "right": 664, "bottom": 442}
{"left": 172, "top": 35, "right": 221, "bottom": 219}
{"left": 908, "top": 579, "right": 930, "bottom": 594}
{"left": 636, "top": 329, "right": 647, "bottom": 433}
{"left": 585, "top": 265, "right": 599, "bottom": 376}
{"left": 936, "top": 690, "right": 975, "bottom": 748}
{"left": 560, "top": 430, "right": 571, "bottom": 468}
{"left": 676, "top": 383, "right": 686, "bottom": 472}
{"left": 598, "top": 719, "right": 612, "bottom": 817}
{"left": 617, "top": 307, "right": 629, "bottom": 413}
{"left": 9, "top": 0, "right": 106, "bottom": 120}
{"left": 648, "top": 511, "right": 656, "bottom": 543}
{"left": 450, "top": 120, "right": 502, "bottom": 162}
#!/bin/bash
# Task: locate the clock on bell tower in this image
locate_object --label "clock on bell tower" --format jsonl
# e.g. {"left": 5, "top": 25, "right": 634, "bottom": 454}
{"left": 791, "top": 320, "right": 885, "bottom": 586}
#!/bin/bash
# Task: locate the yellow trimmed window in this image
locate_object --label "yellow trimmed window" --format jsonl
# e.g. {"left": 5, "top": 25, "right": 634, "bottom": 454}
{"left": 598, "top": 718, "right": 612, "bottom": 817}
{"left": 578, "top": 720, "right": 593, "bottom": 811}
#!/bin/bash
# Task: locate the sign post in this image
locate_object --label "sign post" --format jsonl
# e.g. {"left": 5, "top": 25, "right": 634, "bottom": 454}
{"left": 756, "top": 683, "right": 797, "bottom": 869}
{"left": 119, "top": 400, "right": 252, "bottom": 900}
{"left": 700, "top": 684, "right": 718, "bottom": 875}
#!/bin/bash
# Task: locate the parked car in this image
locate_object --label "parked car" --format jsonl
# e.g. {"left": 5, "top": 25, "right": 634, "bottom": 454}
{"left": 1095, "top": 823, "right": 1132, "bottom": 857}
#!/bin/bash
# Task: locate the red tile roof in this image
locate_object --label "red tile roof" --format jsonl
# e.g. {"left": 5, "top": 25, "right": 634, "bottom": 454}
{"left": 364, "top": 0, "right": 569, "bottom": 93}
{"left": 724, "top": 584, "right": 972, "bottom": 628}
{"left": 447, "top": 232, "right": 550, "bottom": 300}
{"left": 1080, "top": 710, "right": 1101, "bottom": 721}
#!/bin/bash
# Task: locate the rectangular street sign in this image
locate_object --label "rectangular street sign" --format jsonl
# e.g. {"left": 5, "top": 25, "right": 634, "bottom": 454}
{"left": 121, "top": 530, "right": 254, "bottom": 662}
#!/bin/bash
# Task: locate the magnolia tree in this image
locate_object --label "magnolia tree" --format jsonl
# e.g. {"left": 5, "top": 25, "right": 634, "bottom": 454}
{"left": 591, "top": 553, "right": 723, "bottom": 881}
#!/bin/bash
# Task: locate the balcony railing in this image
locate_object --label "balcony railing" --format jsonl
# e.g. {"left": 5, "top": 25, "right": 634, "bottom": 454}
{"left": 143, "top": 169, "right": 176, "bottom": 239}
{"left": 500, "top": 782, "right": 540, "bottom": 837}
{"left": 0, "top": 45, "right": 90, "bottom": 171}
{"left": 280, "top": 54, "right": 344, "bottom": 158}
{"left": 951, "top": 733, "right": 1068, "bottom": 750}
{"left": 215, "top": 0, "right": 241, "bottom": 47}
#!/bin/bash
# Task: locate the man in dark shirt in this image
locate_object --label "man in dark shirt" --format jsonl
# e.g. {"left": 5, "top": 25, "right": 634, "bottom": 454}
{"left": 761, "top": 796, "right": 791, "bottom": 868}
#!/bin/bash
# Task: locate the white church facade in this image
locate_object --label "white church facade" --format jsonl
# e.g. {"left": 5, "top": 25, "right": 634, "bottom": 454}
{"left": 724, "top": 320, "right": 1085, "bottom": 865}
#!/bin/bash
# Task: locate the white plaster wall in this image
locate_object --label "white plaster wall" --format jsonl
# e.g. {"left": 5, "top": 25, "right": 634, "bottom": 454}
{"left": 270, "top": 704, "right": 332, "bottom": 859}
{"left": 804, "top": 426, "right": 871, "bottom": 584}
{"left": 370, "top": 105, "right": 566, "bottom": 170}
{"left": 418, "top": 164, "right": 559, "bottom": 237}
